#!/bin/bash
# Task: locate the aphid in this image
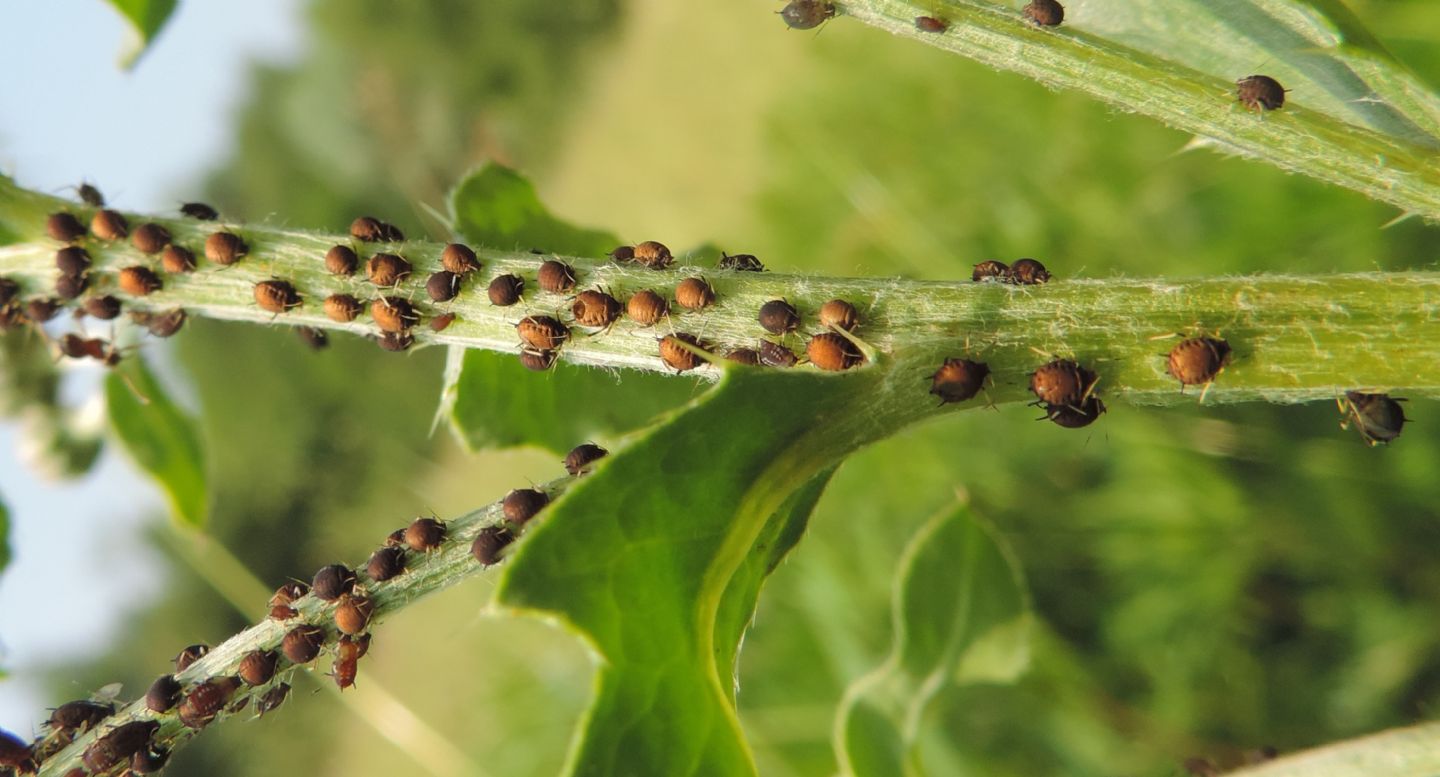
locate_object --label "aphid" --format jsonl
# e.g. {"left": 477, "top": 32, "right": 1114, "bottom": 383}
{"left": 161, "top": 244, "right": 197, "bottom": 273}
{"left": 350, "top": 216, "right": 404, "bottom": 243}
{"left": 488, "top": 273, "right": 525, "bottom": 306}
{"left": 503, "top": 488, "right": 550, "bottom": 525}
{"left": 806, "top": 332, "right": 863, "bottom": 371}
{"left": 608, "top": 245, "right": 635, "bottom": 264}
{"left": 205, "top": 231, "right": 248, "bottom": 265}
{"left": 1340, "top": 391, "right": 1407, "bottom": 446}
{"left": 1028, "top": 359, "right": 1095, "bottom": 407}
{"left": 627, "top": 289, "right": 669, "bottom": 325}
{"left": 572, "top": 289, "right": 623, "bottom": 328}
{"left": 0, "top": 728, "right": 31, "bottom": 774}
{"left": 136, "top": 308, "right": 187, "bottom": 338}
{"left": 90, "top": 209, "right": 129, "bottom": 241}
{"left": 81, "top": 720, "right": 158, "bottom": 772}
{"left": 661, "top": 333, "right": 711, "bottom": 372}
{"left": 758, "top": 299, "right": 800, "bottom": 334}
{"left": 296, "top": 326, "right": 329, "bottom": 350}
{"left": 632, "top": 240, "right": 674, "bottom": 269}
{"left": 325, "top": 293, "right": 364, "bottom": 323}
{"left": 174, "top": 643, "right": 210, "bottom": 672}
{"left": 130, "top": 223, "right": 171, "bottom": 255}
{"left": 367, "top": 253, "right": 412, "bottom": 287}
{"left": 334, "top": 595, "right": 374, "bottom": 636}
{"left": 378, "top": 331, "right": 415, "bottom": 352}
{"left": 238, "top": 649, "right": 279, "bottom": 686}
{"left": 366, "top": 545, "right": 407, "bottom": 581}
{"left": 55, "top": 273, "right": 88, "bottom": 300}
{"left": 282, "top": 624, "right": 326, "bottom": 664}
{"left": 1167, "top": 337, "right": 1231, "bottom": 389}
{"left": 538, "top": 260, "right": 577, "bottom": 293}
{"left": 118, "top": 266, "right": 162, "bottom": 296}
{"left": 1007, "top": 257, "right": 1050, "bottom": 285}
{"left": 325, "top": 244, "right": 358, "bottom": 276}
{"left": 915, "top": 15, "right": 948, "bottom": 32}
{"left": 780, "top": 0, "right": 835, "bottom": 29}
{"left": 77, "top": 183, "right": 105, "bottom": 207}
{"left": 758, "top": 340, "right": 798, "bottom": 368}
{"left": 256, "top": 682, "right": 291, "bottom": 717}
{"left": 312, "top": 563, "right": 357, "bottom": 601}
{"left": 130, "top": 744, "right": 171, "bottom": 774}
{"left": 1044, "top": 397, "right": 1106, "bottom": 429}
{"left": 371, "top": 296, "right": 419, "bottom": 332}
{"left": 270, "top": 580, "right": 308, "bottom": 609}
{"left": 55, "top": 246, "right": 92, "bottom": 276}
{"left": 517, "top": 315, "right": 570, "bottom": 350}
{"left": 254, "top": 279, "right": 302, "bottom": 313}
{"left": 180, "top": 202, "right": 218, "bottom": 220}
{"left": 1237, "top": 74, "right": 1286, "bottom": 112}
{"left": 49, "top": 699, "right": 115, "bottom": 733}
{"left": 57, "top": 333, "right": 104, "bottom": 360}
{"left": 471, "top": 525, "right": 516, "bottom": 565}
{"left": 429, "top": 312, "right": 457, "bottom": 332}
{"left": 46, "top": 212, "right": 87, "bottom": 243}
{"left": 441, "top": 243, "right": 481, "bottom": 275}
{"left": 518, "top": 348, "right": 556, "bottom": 371}
{"left": 718, "top": 251, "right": 765, "bottom": 272}
{"left": 1022, "top": 0, "right": 1064, "bottom": 26}
{"left": 972, "top": 260, "right": 1008, "bottom": 282}
{"left": 25, "top": 298, "right": 59, "bottom": 323}
{"left": 929, "top": 358, "right": 991, "bottom": 404}
{"left": 818, "top": 299, "right": 859, "bottom": 331}
{"left": 82, "top": 295, "right": 122, "bottom": 320}
{"left": 426, "top": 270, "right": 460, "bottom": 302}
{"left": 675, "top": 277, "right": 716, "bottom": 311}
{"left": 332, "top": 634, "right": 365, "bottom": 690}
{"left": 404, "top": 516, "right": 447, "bottom": 552}
{"left": 145, "top": 674, "right": 182, "bottom": 713}
{"left": 563, "top": 442, "right": 608, "bottom": 476}
{"left": 726, "top": 348, "right": 761, "bottom": 365}
{"left": 178, "top": 677, "right": 240, "bottom": 729}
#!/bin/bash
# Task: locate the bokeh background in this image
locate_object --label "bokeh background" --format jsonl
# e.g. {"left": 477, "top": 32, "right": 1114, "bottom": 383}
{"left": 2, "top": 1, "right": 1440, "bottom": 775}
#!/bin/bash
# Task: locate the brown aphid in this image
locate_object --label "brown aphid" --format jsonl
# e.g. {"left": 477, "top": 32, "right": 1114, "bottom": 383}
{"left": 118, "top": 266, "right": 162, "bottom": 296}
{"left": 538, "top": 260, "right": 577, "bottom": 293}
{"left": 82, "top": 295, "right": 122, "bottom": 320}
{"left": 180, "top": 202, "right": 219, "bottom": 220}
{"left": 205, "top": 231, "right": 248, "bottom": 265}
{"left": 972, "top": 260, "right": 1009, "bottom": 282}
{"left": 177, "top": 677, "right": 240, "bottom": 729}
{"left": 25, "top": 298, "right": 59, "bottom": 323}
{"left": 608, "top": 245, "right": 635, "bottom": 264}
{"left": 174, "top": 643, "right": 210, "bottom": 673}
{"left": 503, "top": 488, "right": 550, "bottom": 525}
{"left": 0, "top": 728, "right": 31, "bottom": 775}
{"left": 660, "top": 333, "right": 711, "bottom": 372}
{"left": 269, "top": 580, "right": 308, "bottom": 609}
{"left": 325, "top": 293, "right": 364, "bottom": 323}
{"left": 429, "top": 312, "right": 457, "bottom": 332}
{"left": 135, "top": 308, "right": 187, "bottom": 338}
{"left": 325, "top": 244, "right": 358, "bottom": 276}
{"left": 130, "top": 223, "right": 171, "bottom": 254}
{"left": 312, "top": 564, "right": 357, "bottom": 600}
{"left": 404, "top": 516, "right": 447, "bottom": 552}
{"left": 81, "top": 720, "right": 158, "bottom": 773}
{"left": 384, "top": 528, "right": 407, "bottom": 547}
{"left": 77, "top": 183, "right": 105, "bottom": 207}
{"left": 441, "top": 243, "right": 481, "bottom": 275}
{"left": 758, "top": 340, "right": 798, "bottom": 368}
{"left": 1008, "top": 257, "right": 1051, "bottom": 285}
{"left": 627, "top": 289, "right": 669, "bottom": 325}
{"left": 350, "top": 216, "right": 403, "bottom": 243}
{"left": 371, "top": 296, "right": 419, "bottom": 332}
{"left": 471, "top": 525, "right": 516, "bottom": 565}
{"left": 488, "top": 273, "right": 525, "bottom": 306}
{"left": 269, "top": 602, "right": 299, "bottom": 620}
{"left": 238, "top": 649, "right": 279, "bottom": 686}
{"left": 47, "top": 212, "right": 86, "bottom": 243}
{"left": 1029, "top": 359, "right": 1094, "bottom": 407}
{"left": 519, "top": 348, "right": 556, "bottom": 371}
{"left": 426, "top": 270, "right": 461, "bottom": 302}
{"left": 572, "top": 289, "right": 623, "bottom": 328}
{"left": 378, "top": 331, "right": 415, "bottom": 352}
{"left": 915, "top": 15, "right": 948, "bottom": 32}
{"left": 1022, "top": 0, "right": 1064, "bottom": 26}
{"left": 718, "top": 251, "right": 765, "bottom": 272}
{"left": 1167, "top": 337, "right": 1231, "bottom": 388}
{"left": 57, "top": 333, "right": 98, "bottom": 360}
{"left": 367, "top": 253, "right": 412, "bottom": 287}
{"left": 780, "top": 0, "right": 835, "bottom": 29}
{"left": 758, "top": 299, "right": 800, "bottom": 335}
{"left": 675, "top": 277, "right": 716, "bottom": 311}
{"left": 564, "top": 442, "right": 608, "bottom": 476}
{"left": 818, "top": 299, "right": 859, "bottom": 331}
{"left": 1341, "top": 391, "right": 1408, "bottom": 446}
{"left": 90, "top": 209, "right": 129, "bottom": 241}
{"left": 130, "top": 745, "right": 171, "bottom": 774}
{"left": 55, "top": 246, "right": 92, "bottom": 277}
{"left": 296, "top": 326, "right": 329, "bottom": 350}
{"left": 1044, "top": 397, "right": 1106, "bottom": 429}
{"left": 929, "top": 358, "right": 990, "bottom": 404}
{"left": 332, "top": 635, "right": 365, "bottom": 690}
{"left": 726, "top": 348, "right": 761, "bottom": 366}
{"left": 807, "top": 332, "right": 863, "bottom": 371}
{"left": 517, "top": 315, "right": 570, "bottom": 350}
{"left": 1237, "top": 74, "right": 1286, "bottom": 112}
{"left": 334, "top": 595, "right": 374, "bottom": 636}
{"left": 282, "top": 624, "right": 326, "bottom": 664}
{"left": 50, "top": 699, "right": 115, "bottom": 733}
{"left": 255, "top": 279, "right": 302, "bottom": 313}
{"left": 256, "top": 682, "right": 291, "bottom": 717}
{"left": 55, "top": 273, "right": 88, "bottom": 300}
{"left": 161, "top": 244, "right": 197, "bottom": 273}
{"left": 145, "top": 675, "right": 182, "bottom": 713}
{"left": 632, "top": 240, "right": 674, "bottom": 269}
{"left": 366, "top": 546, "right": 407, "bottom": 581}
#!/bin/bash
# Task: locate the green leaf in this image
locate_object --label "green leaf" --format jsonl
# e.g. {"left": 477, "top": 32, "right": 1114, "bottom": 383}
{"left": 103, "top": 0, "right": 178, "bottom": 69}
{"left": 1230, "top": 721, "right": 1440, "bottom": 776}
{"left": 835, "top": 505, "right": 1031, "bottom": 777}
{"left": 105, "top": 356, "right": 208, "bottom": 528}
{"left": 449, "top": 163, "right": 618, "bottom": 256}
{"left": 0, "top": 494, "right": 10, "bottom": 577}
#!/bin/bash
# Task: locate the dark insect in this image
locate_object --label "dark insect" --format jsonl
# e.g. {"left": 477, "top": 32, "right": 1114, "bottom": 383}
{"left": 118, "top": 266, "right": 162, "bottom": 296}
{"left": 58, "top": 333, "right": 114, "bottom": 363}
{"left": 0, "top": 279, "right": 18, "bottom": 307}
{"left": 488, "top": 274, "right": 525, "bottom": 306}
{"left": 1237, "top": 74, "right": 1286, "bottom": 112}
{"left": 758, "top": 299, "right": 800, "bottom": 335}
{"left": 426, "top": 270, "right": 461, "bottom": 302}
{"left": 296, "top": 326, "right": 329, "bottom": 350}
{"left": 256, "top": 682, "right": 292, "bottom": 717}
{"left": 429, "top": 312, "right": 457, "bottom": 332}
{"left": 632, "top": 240, "right": 674, "bottom": 269}
{"left": 334, "top": 595, "right": 374, "bottom": 636}
{"left": 563, "top": 442, "right": 608, "bottom": 476}
{"left": 238, "top": 649, "right": 279, "bottom": 686}
{"left": 675, "top": 277, "right": 716, "bottom": 311}
{"left": 325, "top": 293, "right": 364, "bottom": 323}
{"left": 371, "top": 296, "right": 419, "bottom": 333}
{"left": 757, "top": 340, "right": 798, "bottom": 368}
{"left": 325, "top": 245, "right": 358, "bottom": 276}
{"left": 180, "top": 202, "right": 219, "bottom": 220}
{"left": 55, "top": 272, "right": 88, "bottom": 300}
{"left": 205, "top": 231, "right": 248, "bottom": 265}
{"left": 471, "top": 525, "right": 516, "bottom": 565}
{"left": 161, "top": 244, "right": 197, "bottom": 273}
{"left": 927, "top": 358, "right": 991, "bottom": 404}
{"left": 503, "top": 488, "right": 550, "bottom": 525}
{"left": 25, "top": 298, "right": 59, "bottom": 323}
{"left": 538, "top": 260, "right": 577, "bottom": 293}
{"left": 332, "top": 635, "right": 365, "bottom": 691}
{"left": 132, "top": 308, "right": 188, "bottom": 338}
{"left": 50, "top": 699, "right": 115, "bottom": 733}
{"left": 130, "top": 223, "right": 171, "bottom": 255}
{"left": 46, "top": 212, "right": 86, "bottom": 243}
{"left": 725, "top": 348, "right": 761, "bottom": 366}
{"left": 145, "top": 675, "right": 183, "bottom": 713}
{"left": 404, "top": 516, "right": 447, "bottom": 552}
{"left": 915, "top": 15, "right": 948, "bottom": 32}
{"left": 366, "top": 545, "right": 407, "bottom": 582}
{"left": 81, "top": 720, "right": 158, "bottom": 773}
{"left": 0, "top": 728, "right": 31, "bottom": 774}
{"left": 174, "top": 643, "right": 210, "bottom": 672}
{"left": 254, "top": 280, "right": 302, "bottom": 313}
{"left": 1029, "top": 359, "right": 1096, "bottom": 407}
{"left": 311, "top": 563, "right": 357, "bottom": 600}
{"left": 1340, "top": 391, "right": 1407, "bottom": 446}
{"left": 441, "top": 243, "right": 481, "bottom": 275}
{"left": 82, "top": 295, "right": 123, "bottom": 320}
{"left": 972, "top": 260, "right": 1008, "bottom": 282}
{"left": 571, "top": 289, "right": 623, "bottom": 328}
{"left": 269, "top": 580, "right": 307, "bottom": 619}
{"left": 1007, "top": 257, "right": 1050, "bottom": 285}
{"left": 518, "top": 348, "right": 556, "bottom": 371}
{"left": 660, "top": 333, "right": 709, "bottom": 372}
{"left": 378, "top": 331, "right": 415, "bottom": 352}
{"left": 90, "top": 209, "right": 129, "bottom": 241}
{"left": 77, "top": 183, "right": 105, "bottom": 207}
{"left": 178, "top": 677, "right": 240, "bottom": 729}
{"left": 780, "top": 0, "right": 835, "bottom": 29}
{"left": 1167, "top": 337, "right": 1231, "bottom": 389}
{"left": 384, "top": 529, "right": 407, "bottom": 547}
{"left": 130, "top": 744, "right": 171, "bottom": 774}
{"left": 718, "top": 251, "right": 765, "bottom": 272}
{"left": 282, "top": 624, "right": 326, "bottom": 664}
{"left": 350, "top": 216, "right": 404, "bottom": 243}
{"left": 608, "top": 245, "right": 635, "bottom": 264}
{"left": 806, "top": 333, "right": 863, "bottom": 371}
{"left": 55, "top": 246, "right": 92, "bottom": 276}
{"left": 626, "top": 289, "right": 669, "bottom": 326}
{"left": 516, "top": 315, "right": 570, "bottom": 351}
{"left": 367, "top": 253, "right": 413, "bottom": 287}
{"left": 1022, "top": 0, "right": 1064, "bottom": 26}
{"left": 818, "top": 299, "right": 859, "bottom": 331}
{"left": 1043, "top": 397, "right": 1106, "bottom": 429}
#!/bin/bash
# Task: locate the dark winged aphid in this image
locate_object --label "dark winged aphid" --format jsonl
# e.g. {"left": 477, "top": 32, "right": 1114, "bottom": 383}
{"left": 1341, "top": 391, "right": 1407, "bottom": 446}
{"left": 325, "top": 245, "right": 358, "bottom": 276}
{"left": 91, "top": 209, "right": 129, "bottom": 241}
{"left": 405, "top": 516, "right": 446, "bottom": 552}
{"left": 674, "top": 277, "right": 716, "bottom": 311}
{"left": 1044, "top": 397, "right": 1106, "bottom": 429}
{"left": 55, "top": 246, "right": 92, "bottom": 277}
{"left": 350, "top": 216, "right": 404, "bottom": 243}
{"left": 726, "top": 348, "right": 761, "bottom": 365}
{"left": 255, "top": 280, "right": 302, "bottom": 313}
{"left": 180, "top": 202, "right": 219, "bottom": 220}
{"left": 758, "top": 299, "right": 800, "bottom": 334}
{"left": 256, "top": 682, "right": 291, "bottom": 717}
{"left": 627, "top": 289, "right": 669, "bottom": 326}
{"left": 718, "top": 251, "right": 765, "bottom": 272}
{"left": 205, "top": 231, "right": 248, "bottom": 265}
{"left": 488, "top": 274, "right": 525, "bottom": 306}
{"left": 77, "top": 183, "right": 105, "bottom": 207}
{"left": 972, "top": 260, "right": 1008, "bottom": 282}
{"left": 174, "top": 643, "right": 210, "bottom": 672}
{"left": 632, "top": 240, "right": 673, "bottom": 269}
{"left": 178, "top": 677, "right": 240, "bottom": 729}
{"left": 366, "top": 545, "right": 407, "bottom": 582}
{"left": 1167, "top": 337, "right": 1231, "bottom": 389}
{"left": 806, "top": 332, "right": 863, "bottom": 371}
{"left": 378, "top": 331, "right": 415, "bottom": 352}
{"left": 927, "top": 358, "right": 990, "bottom": 404}
{"left": 517, "top": 315, "right": 570, "bottom": 351}
{"left": 130, "top": 744, "right": 171, "bottom": 774}
{"left": 81, "top": 720, "right": 158, "bottom": 773}
{"left": 367, "top": 253, "right": 412, "bottom": 287}
{"left": 426, "top": 270, "right": 461, "bottom": 302}
{"left": 471, "top": 525, "right": 516, "bottom": 565}
{"left": 130, "top": 223, "right": 171, "bottom": 255}
{"left": 430, "top": 312, "right": 457, "bottom": 332}
{"left": 758, "top": 340, "right": 798, "bottom": 368}
{"left": 312, "top": 564, "right": 357, "bottom": 600}
{"left": 660, "top": 333, "right": 709, "bottom": 372}
{"left": 334, "top": 595, "right": 374, "bottom": 636}
{"left": 564, "top": 442, "right": 608, "bottom": 476}
{"left": 503, "top": 488, "right": 550, "bottom": 525}
{"left": 608, "top": 245, "right": 635, "bottom": 264}
{"left": 55, "top": 273, "right": 88, "bottom": 300}
{"left": 325, "top": 293, "right": 364, "bottom": 323}
{"left": 82, "top": 295, "right": 122, "bottom": 320}
{"left": 818, "top": 299, "right": 859, "bottom": 331}
{"left": 371, "top": 296, "right": 419, "bottom": 333}
{"left": 161, "top": 244, "right": 197, "bottom": 273}
{"left": 282, "top": 624, "right": 326, "bottom": 664}
{"left": 441, "top": 243, "right": 481, "bottom": 275}
{"left": 1237, "top": 75, "right": 1286, "bottom": 112}
{"left": 47, "top": 212, "right": 87, "bottom": 243}
{"left": 238, "top": 649, "right": 279, "bottom": 686}
{"left": 1007, "top": 258, "right": 1050, "bottom": 285}
{"left": 572, "top": 289, "right": 623, "bottom": 328}
{"left": 145, "top": 675, "right": 183, "bottom": 713}
{"left": 118, "top": 266, "right": 162, "bottom": 296}
{"left": 25, "top": 298, "right": 59, "bottom": 323}
{"left": 538, "top": 260, "right": 577, "bottom": 293}
{"left": 915, "top": 15, "right": 948, "bottom": 32}
{"left": 1023, "top": 0, "right": 1064, "bottom": 26}
{"left": 780, "top": 0, "right": 835, "bottom": 29}
{"left": 50, "top": 699, "right": 115, "bottom": 733}
{"left": 1029, "top": 359, "right": 1095, "bottom": 407}
{"left": 519, "top": 348, "right": 556, "bottom": 371}
{"left": 296, "top": 327, "right": 329, "bottom": 350}
{"left": 0, "top": 728, "right": 31, "bottom": 774}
